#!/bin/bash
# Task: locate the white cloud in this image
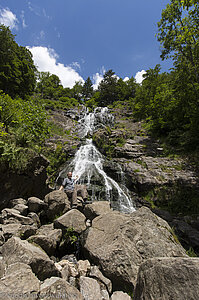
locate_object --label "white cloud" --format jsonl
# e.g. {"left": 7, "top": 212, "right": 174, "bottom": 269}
{"left": 92, "top": 73, "right": 103, "bottom": 90}
{"left": 135, "top": 70, "right": 146, "bottom": 84}
{"left": 28, "top": 46, "right": 84, "bottom": 88}
{"left": 123, "top": 77, "right": 129, "bottom": 82}
{"left": 92, "top": 66, "right": 106, "bottom": 90}
{"left": 0, "top": 8, "right": 18, "bottom": 29}
{"left": 20, "top": 10, "right": 27, "bottom": 28}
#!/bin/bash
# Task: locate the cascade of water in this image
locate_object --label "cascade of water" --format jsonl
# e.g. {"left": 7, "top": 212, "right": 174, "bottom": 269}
{"left": 58, "top": 107, "right": 135, "bottom": 213}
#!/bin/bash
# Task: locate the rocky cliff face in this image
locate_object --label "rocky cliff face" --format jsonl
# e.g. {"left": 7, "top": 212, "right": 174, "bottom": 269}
{"left": 92, "top": 107, "right": 199, "bottom": 255}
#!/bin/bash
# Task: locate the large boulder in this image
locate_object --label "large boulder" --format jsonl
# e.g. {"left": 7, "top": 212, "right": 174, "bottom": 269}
{"left": 27, "top": 224, "right": 62, "bottom": 256}
{"left": 81, "top": 207, "right": 187, "bottom": 291}
{"left": 83, "top": 201, "right": 112, "bottom": 220}
{"left": 134, "top": 257, "right": 199, "bottom": 300}
{"left": 44, "top": 190, "right": 70, "bottom": 221}
{"left": 27, "top": 197, "right": 47, "bottom": 213}
{"left": 1, "top": 223, "right": 37, "bottom": 241}
{"left": 54, "top": 209, "right": 86, "bottom": 234}
{"left": 1, "top": 237, "right": 60, "bottom": 280}
{"left": 39, "top": 277, "right": 83, "bottom": 300}
{"left": 0, "top": 263, "right": 40, "bottom": 300}
{"left": 79, "top": 276, "right": 104, "bottom": 300}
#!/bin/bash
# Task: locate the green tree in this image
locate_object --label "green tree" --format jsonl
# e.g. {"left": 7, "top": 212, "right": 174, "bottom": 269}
{"left": 70, "top": 81, "right": 83, "bottom": 101}
{"left": 82, "top": 77, "right": 93, "bottom": 101}
{"left": 0, "top": 25, "right": 36, "bottom": 98}
{"left": 98, "top": 70, "right": 119, "bottom": 106}
{"left": 157, "top": 0, "right": 199, "bottom": 83}
{"left": 36, "top": 72, "right": 62, "bottom": 99}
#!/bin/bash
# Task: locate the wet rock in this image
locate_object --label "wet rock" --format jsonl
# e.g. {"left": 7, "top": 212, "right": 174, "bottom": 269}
{"left": 54, "top": 209, "right": 86, "bottom": 234}
{"left": 44, "top": 190, "right": 70, "bottom": 221}
{"left": 83, "top": 201, "right": 112, "bottom": 221}
{"left": 81, "top": 207, "right": 187, "bottom": 290}
{"left": 39, "top": 277, "right": 83, "bottom": 300}
{"left": 27, "top": 197, "right": 47, "bottom": 213}
{"left": 134, "top": 257, "right": 199, "bottom": 300}
{"left": 0, "top": 263, "right": 40, "bottom": 300}
{"left": 1, "top": 237, "right": 60, "bottom": 280}
{"left": 111, "top": 291, "right": 131, "bottom": 300}
{"left": 79, "top": 276, "right": 103, "bottom": 300}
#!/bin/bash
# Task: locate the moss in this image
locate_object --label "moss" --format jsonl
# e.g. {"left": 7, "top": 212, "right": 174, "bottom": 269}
{"left": 167, "top": 227, "right": 180, "bottom": 244}
{"left": 186, "top": 247, "right": 198, "bottom": 257}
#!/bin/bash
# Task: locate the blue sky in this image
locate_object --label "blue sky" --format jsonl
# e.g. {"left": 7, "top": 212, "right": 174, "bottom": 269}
{"left": 0, "top": 0, "right": 172, "bottom": 88}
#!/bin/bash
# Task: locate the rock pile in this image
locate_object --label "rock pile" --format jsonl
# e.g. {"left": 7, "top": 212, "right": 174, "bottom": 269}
{"left": 0, "top": 190, "right": 198, "bottom": 299}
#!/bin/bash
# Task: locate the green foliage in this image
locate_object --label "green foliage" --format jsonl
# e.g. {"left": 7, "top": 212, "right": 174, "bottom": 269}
{"left": 0, "top": 92, "right": 50, "bottom": 171}
{"left": 98, "top": 70, "right": 119, "bottom": 106}
{"left": 186, "top": 247, "right": 198, "bottom": 257}
{"left": 0, "top": 25, "right": 36, "bottom": 98}
{"left": 45, "top": 143, "right": 69, "bottom": 183}
{"left": 82, "top": 77, "right": 94, "bottom": 101}
{"left": 63, "top": 227, "right": 78, "bottom": 244}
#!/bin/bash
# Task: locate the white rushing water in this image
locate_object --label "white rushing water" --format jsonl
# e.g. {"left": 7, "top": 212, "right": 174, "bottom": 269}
{"left": 59, "top": 107, "right": 135, "bottom": 213}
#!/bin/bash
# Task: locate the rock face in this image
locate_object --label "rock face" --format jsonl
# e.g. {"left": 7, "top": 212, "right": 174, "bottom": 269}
{"left": 81, "top": 206, "right": 187, "bottom": 290}
{"left": 134, "top": 257, "right": 199, "bottom": 300}
{"left": 1, "top": 237, "right": 60, "bottom": 280}
{"left": 0, "top": 154, "right": 50, "bottom": 210}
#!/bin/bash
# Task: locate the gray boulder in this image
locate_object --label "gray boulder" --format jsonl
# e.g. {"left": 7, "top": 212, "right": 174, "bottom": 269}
{"left": 79, "top": 276, "right": 103, "bottom": 300}
{"left": 9, "top": 198, "right": 27, "bottom": 207}
{"left": 1, "top": 224, "right": 37, "bottom": 241}
{"left": 134, "top": 257, "right": 199, "bottom": 300}
{"left": 83, "top": 201, "right": 112, "bottom": 220}
{"left": 1, "top": 237, "right": 60, "bottom": 280}
{"left": 0, "top": 208, "right": 34, "bottom": 226}
{"left": 111, "top": 291, "right": 131, "bottom": 300}
{"left": 27, "top": 225, "right": 62, "bottom": 256}
{"left": 12, "top": 204, "right": 28, "bottom": 216}
{"left": 90, "top": 266, "right": 112, "bottom": 294}
{"left": 28, "top": 196, "right": 47, "bottom": 213}
{"left": 54, "top": 209, "right": 86, "bottom": 234}
{"left": 44, "top": 190, "right": 70, "bottom": 221}
{"left": 39, "top": 277, "right": 83, "bottom": 300}
{"left": 81, "top": 207, "right": 187, "bottom": 290}
{"left": 0, "top": 262, "right": 40, "bottom": 300}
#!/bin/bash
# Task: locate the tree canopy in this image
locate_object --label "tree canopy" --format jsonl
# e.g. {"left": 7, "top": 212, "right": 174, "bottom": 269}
{"left": 0, "top": 25, "right": 36, "bottom": 98}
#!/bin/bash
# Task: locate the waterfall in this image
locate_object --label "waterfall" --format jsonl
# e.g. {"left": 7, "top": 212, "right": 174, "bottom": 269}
{"left": 58, "top": 107, "right": 135, "bottom": 213}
